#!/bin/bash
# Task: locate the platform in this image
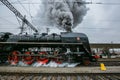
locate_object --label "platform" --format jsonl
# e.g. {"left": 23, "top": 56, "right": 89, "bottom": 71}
{"left": 0, "top": 66, "right": 119, "bottom": 73}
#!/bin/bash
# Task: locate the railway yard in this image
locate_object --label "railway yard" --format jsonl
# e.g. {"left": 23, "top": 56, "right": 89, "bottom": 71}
{"left": 0, "top": 0, "right": 120, "bottom": 79}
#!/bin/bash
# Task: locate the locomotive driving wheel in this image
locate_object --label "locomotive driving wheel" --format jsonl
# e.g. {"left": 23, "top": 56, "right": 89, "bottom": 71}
{"left": 55, "top": 53, "right": 63, "bottom": 64}
{"left": 8, "top": 51, "right": 20, "bottom": 65}
{"left": 37, "top": 51, "right": 49, "bottom": 64}
{"left": 22, "top": 51, "right": 34, "bottom": 65}
{"left": 53, "top": 51, "right": 65, "bottom": 64}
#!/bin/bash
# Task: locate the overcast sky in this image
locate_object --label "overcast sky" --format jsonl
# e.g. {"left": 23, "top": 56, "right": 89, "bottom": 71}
{"left": 0, "top": 0, "right": 120, "bottom": 43}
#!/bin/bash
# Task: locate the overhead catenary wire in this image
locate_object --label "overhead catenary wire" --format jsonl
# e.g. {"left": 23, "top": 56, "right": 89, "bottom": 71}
{"left": 28, "top": 0, "right": 36, "bottom": 26}
{"left": 0, "top": 0, "right": 38, "bottom": 33}
{"left": 2, "top": 16, "right": 120, "bottom": 22}
{"left": 0, "top": 16, "right": 18, "bottom": 25}
{"left": 0, "top": 0, "right": 120, "bottom": 32}
{"left": 16, "top": 0, "right": 38, "bottom": 33}
{"left": 28, "top": 0, "right": 33, "bottom": 34}
{"left": 16, "top": 0, "right": 34, "bottom": 24}
{"left": 0, "top": 25, "right": 119, "bottom": 30}
{"left": 16, "top": 0, "right": 30, "bottom": 16}
{"left": 1, "top": 2, "right": 120, "bottom": 5}
{"left": 27, "top": 0, "right": 41, "bottom": 31}
{"left": 15, "top": 15, "right": 21, "bottom": 26}
{"left": 16, "top": 0, "right": 36, "bottom": 22}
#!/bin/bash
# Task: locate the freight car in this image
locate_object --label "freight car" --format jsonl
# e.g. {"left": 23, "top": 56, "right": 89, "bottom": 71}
{"left": 0, "top": 32, "right": 97, "bottom": 66}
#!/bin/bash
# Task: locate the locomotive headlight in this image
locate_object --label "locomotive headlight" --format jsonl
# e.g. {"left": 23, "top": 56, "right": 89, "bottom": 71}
{"left": 77, "top": 37, "right": 80, "bottom": 41}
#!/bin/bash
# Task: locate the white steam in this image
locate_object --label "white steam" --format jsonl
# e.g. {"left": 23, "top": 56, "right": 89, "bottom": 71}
{"left": 17, "top": 61, "right": 79, "bottom": 67}
{"left": 36, "top": 0, "right": 88, "bottom": 32}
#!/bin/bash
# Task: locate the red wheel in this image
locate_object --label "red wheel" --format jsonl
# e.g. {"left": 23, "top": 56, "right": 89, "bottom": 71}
{"left": 37, "top": 51, "right": 49, "bottom": 64}
{"left": 22, "top": 52, "right": 34, "bottom": 65}
{"left": 8, "top": 51, "right": 20, "bottom": 65}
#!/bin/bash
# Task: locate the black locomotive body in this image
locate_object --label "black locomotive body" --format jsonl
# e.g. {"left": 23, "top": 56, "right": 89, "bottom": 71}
{"left": 0, "top": 32, "right": 97, "bottom": 66}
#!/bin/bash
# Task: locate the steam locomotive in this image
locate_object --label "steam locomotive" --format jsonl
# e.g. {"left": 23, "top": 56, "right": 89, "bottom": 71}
{"left": 0, "top": 32, "right": 97, "bottom": 66}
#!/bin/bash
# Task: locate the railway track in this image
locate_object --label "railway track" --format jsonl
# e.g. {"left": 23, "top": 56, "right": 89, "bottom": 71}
{"left": 0, "top": 73, "right": 120, "bottom": 80}
{"left": 89, "top": 61, "right": 120, "bottom": 66}
{"left": 88, "top": 58, "right": 120, "bottom": 66}
{"left": 98, "top": 58, "right": 120, "bottom": 62}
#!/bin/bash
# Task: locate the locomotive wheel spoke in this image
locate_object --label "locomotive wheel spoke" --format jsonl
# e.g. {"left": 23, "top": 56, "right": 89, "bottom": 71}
{"left": 53, "top": 55, "right": 64, "bottom": 64}
{"left": 8, "top": 51, "right": 20, "bottom": 65}
{"left": 22, "top": 52, "right": 34, "bottom": 65}
{"left": 37, "top": 51, "right": 49, "bottom": 64}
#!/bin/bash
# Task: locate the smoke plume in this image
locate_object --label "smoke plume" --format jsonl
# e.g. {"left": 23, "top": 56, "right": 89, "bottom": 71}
{"left": 38, "top": 0, "right": 88, "bottom": 32}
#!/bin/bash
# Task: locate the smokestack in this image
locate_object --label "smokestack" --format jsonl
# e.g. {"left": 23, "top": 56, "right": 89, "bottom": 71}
{"left": 38, "top": 0, "right": 88, "bottom": 32}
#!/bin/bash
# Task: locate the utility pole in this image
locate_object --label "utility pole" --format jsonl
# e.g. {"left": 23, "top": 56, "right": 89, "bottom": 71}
{"left": 19, "top": 15, "right": 26, "bottom": 34}
{"left": 111, "top": 41, "right": 114, "bottom": 55}
{"left": 46, "top": 28, "right": 50, "bottom": 34}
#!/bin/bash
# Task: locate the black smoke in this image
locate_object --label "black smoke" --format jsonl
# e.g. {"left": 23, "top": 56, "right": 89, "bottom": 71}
{"left": 37, "top": 0, "right": 88, "bottom": 32}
